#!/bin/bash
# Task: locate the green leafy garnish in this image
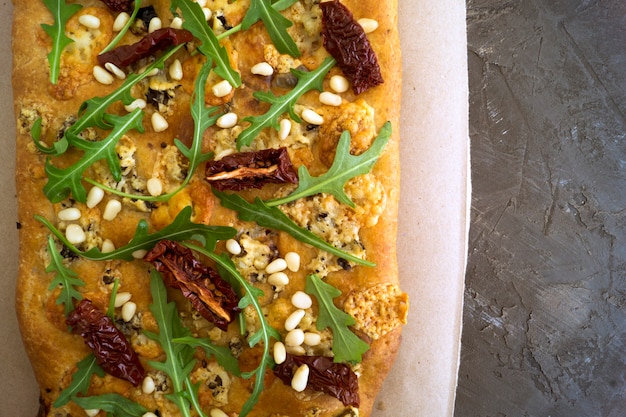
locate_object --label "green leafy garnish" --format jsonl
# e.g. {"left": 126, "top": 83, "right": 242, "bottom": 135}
{"left": 31, "top": 117, "right": 69, "bottom": 155}
{"left": 173, "top": 336, "right": 241, "bottom": 377}
{"left": 241, "top": 0, "right": 300, "bottom": 57}
{"left": 305, "top": 274, "right": 370, "bottom": 363}
{"left": 216, "top": 0, "right": 299, "bottom": 40}
{"left": 170, "top": 0, "right": 241, "bottom": 87}
{"left": 72, "top": 393, "right": 148, "bottom": 417}
{"left": 35, "top": 206, "right": 236, "bottom": 261}
{"left": 212, "top": 190, "right": 375, "bottom": 267}
{"left": 236, "top": 56, "right": 335, "bottom": 149}
{"left": 45, "top": 235, "right": 84, "bottom": 316}
{"left": 43, "top": 109, "right": 145, "bottom": 204}
{"left": 184, "top": 243, "right": 281, "bottom": 417}
{"left": 41, "top": 0, "right": 82, "bottom": 84}
{"left": 267, "top": 122, "right": 392, "bottom": 207}
{"left": 54, "top": 354, "right": 104, "bottom": 408}
{"left": 99, "top": 0, "right": 141, "bottom": 54}
{"left": 145, "top": 270, "right": 206, "bottom": 417}
{"left": 85, "top": 59, "right": 221, "bottom": 202}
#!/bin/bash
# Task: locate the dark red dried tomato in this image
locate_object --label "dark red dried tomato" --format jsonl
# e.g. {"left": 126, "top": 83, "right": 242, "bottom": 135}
{"left": 205, "top": 147, "right": 298, "bottom": 191}
{"left": 99, "top": 0, "right": 134, "bottom": 13}
{"left": 273, "top": 354, "right": 360, "bottom": 407}
{"left": 320, "top": 0, "right": 384, "bottom": 94}
{"left": 97, "top": 28, "right": 194, "bottom": 69}
{"left": 66, "top": 299, "right": 145, "bottom": 386}
{"left": 144, "top": 240, "right": 240, "bottom": 331}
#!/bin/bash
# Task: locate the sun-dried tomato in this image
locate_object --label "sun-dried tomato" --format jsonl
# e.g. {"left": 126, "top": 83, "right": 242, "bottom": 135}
{"left": 273, "top": 354, "right": 360, "bottom": 407}
{"left": 144, "top": 240, "right": 240, "bottom": 331}
{"left": 205, "top": 147, "right": 298, "bottom": 191}
{"left": 99, "top": 0, "right": 134, "bottom": 12}
{"left": 320, "top": 0, "right": 384, "bottom": 94}
{"left": 66, "top": 299, "right": 145, "bottom": 386}
{"left": 98, "top": 28, "right": 194, "bottom": 69}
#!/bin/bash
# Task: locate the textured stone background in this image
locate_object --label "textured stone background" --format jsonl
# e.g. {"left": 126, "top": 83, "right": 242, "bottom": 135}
{"left": 455, "top": 0, "right": 626, "bottom": 416}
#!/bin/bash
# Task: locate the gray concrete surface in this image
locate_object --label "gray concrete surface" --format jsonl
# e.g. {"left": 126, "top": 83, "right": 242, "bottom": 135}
{"left": 456, "top": 0, "right": 626, "bottom": 416}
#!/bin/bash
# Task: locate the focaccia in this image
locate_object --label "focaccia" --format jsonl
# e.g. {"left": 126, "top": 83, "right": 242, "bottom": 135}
{"left": 12, "top": 0, "right": 408, "bottom": 416}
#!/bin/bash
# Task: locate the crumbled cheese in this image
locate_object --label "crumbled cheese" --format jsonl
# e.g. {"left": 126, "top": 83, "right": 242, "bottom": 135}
{"left": 264, "top": 44, "right": 303, "bottom": 74}
{"left": 343, "top": 284, "right": 409, "bottom": 340}
{"left": 192, "top": 362, "right": 231, "bottom": 406}
{"left": 283, "top": 0, "right": 323, "bottom": 54}
{"left": 279, "top": 194, "right": 366, "bottom": 277}
{"left": 344, "top": 174, "right": 387, "bottom": 228}
{"left": 231, "top": 232, "right": 279, "bottom": 284}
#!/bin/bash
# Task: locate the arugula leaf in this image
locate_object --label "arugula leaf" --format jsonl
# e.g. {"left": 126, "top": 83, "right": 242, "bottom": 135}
{"left": 65, "top": 44, "right": 184, "bottom": 143}
{"left": 213, "top": 190, "right": 375, "bottom": 267}
{"left": 237, "top": 56, "right": 335, "bottom": 149}
{"left": 99, "top": 0, "right": 141, "bottom": 54}
{"left": 35, "top": 206, "right": 236, "bottom": 261}
{"left": 173, "top": 336, "right": 241, "bottom": 377}
{"left": 267, "top": 122, "right": 392, "bottom": 207}
{"left": 41, "top": 0, "right": 82, "bottom": 84}
{"left": 305, "top": 274, "right": 370, "bottom": 364}
{"left": 45, "top": 235, "right": 84, "bottom": 316}
{"left": 170, "top": 0, "right": 241, "bottom": 87}
{"left": 31, "top": 117, "right": 68, "bottom": 156}
{"left": 43, "top": 109, "right": 145, "bottom": 203}
{"left": 72, "top": 393, "right": 148, "bottom": 417}
{"left": 85, "top": 58, "right": 221, "bottom": 202}
{"left": 241, "top": 0, "right": 300, "bottom": 57}
{"left": 216, "top": 0, "right": 300, "bottom": 40}
{"left": 54, "top": 354, "right": 104, "bottom": 408}
{"left": 185, "top": 244, "right": 281, "bottom": 417}
{"left": 145, "top": 270, "right": 206, "bottom": 417}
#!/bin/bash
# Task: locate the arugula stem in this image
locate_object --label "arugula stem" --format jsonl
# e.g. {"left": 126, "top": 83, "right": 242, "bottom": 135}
{"left": 99, "top": 0, "right": 141, "bottom": 54}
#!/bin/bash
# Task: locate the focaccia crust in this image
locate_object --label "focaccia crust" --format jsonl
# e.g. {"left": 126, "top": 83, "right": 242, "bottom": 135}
{"left": 12, "top": 1, "right": 407, "bottom": 416}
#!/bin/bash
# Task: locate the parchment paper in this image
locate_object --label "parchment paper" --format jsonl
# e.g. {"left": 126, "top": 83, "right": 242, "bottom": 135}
{"left": 0, "top": 0, "right": 469, "bottom": 416}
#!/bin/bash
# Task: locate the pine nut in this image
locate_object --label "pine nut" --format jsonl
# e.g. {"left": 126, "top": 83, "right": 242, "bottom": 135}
{"left": 84, "top": 410, "right": 100, "bottom": 417}
{"left": 265, "top": 258, "right": 287, "bottom": 274}
{"left": 210, "top": 409, "right": 228, "bottom": 417}
{"left": 124, "top": 98, "right": 146, "bottom": 113}
{"left": 79, "top": 14, "right": 101, "bottom": 29}
{"left": 113, "top": 12, "right": 130, "bottom": 32}
{"left": 169, "top": 59, "right": 183, "bottom": 81}
{"left": 358, "top": 18, "right": 379, "bottom": 34}
{"left": 114, "top": 292, "right": 132, "bottom": 308}
{"left": 142, "top": 412, "right": 158, "bottom": 417}
{"left": 214, "top": 148, "right": 234, "bottom": 161}
{"left": 121, "top": 301, "right": 137, "bottom": 322}
{"left": 202, "top": 7, "right": 212, "bottom": 20}
{"left": 148, "top": 17, "right": 162, "bottom": 33}
{"left": 268, "top": 272, "right": 289, "bottom": 287}
{"left": 291, "top": 364, "right": 309, "bottom": 392}
{"left": 216, "top": 112, "right": 238, "bottom": 129}
{"left": 273, "top": 341, "right": 287, "bottom": 364}
{"left": 287, "top": 345, "right": 306, "bottom": 355}
{"left": 301, "top": 109, "right": 324, "bottom": 125}
{"left": 86, "top": 186, "right": 104, "bottom": 208}
{"left": 319, "top": 91, "right": 342, "bottom": 106}
{"left": 251, "top": 62, "right": 274, "bottom": 76}
{"left": 303, "top": 332, "right": 321, "bottom": 346}
{"left": 195, "top": 0, "right": 207, "bottom": 7}
{"left": 147, "top": 177, "right": 163, "bottom": 197}
{"left": 279, "top": 118, "right": 291, "bottom": 140}
{"left": 329, "top": 75, "right": 349, "bottom": 93}
{"left": 212, "top": 80, "right": 233, "bottom": 98}
{"left": 58, "top": 207, "right": 81, "bottom": 221}
{"left": 93, "top": 65, "right": 114, "bottom": 85}
{"left": 102, "top": 199, "right": 122, "bottom": 221}
{"left": 291, "top": 291, "right": 312, "bottom": 309}
{"left": 142, "top": 376, "right": 156, "bottom": 394}
{"left": 105, "top": 62, "right": 126, "bottom": 80}
{"left": 101, "top": 239, "right": 116, "bottom": 253}
{"left": 285, "top": 328, "right": 305, "bottom": 346}
{"left": 133, "top": 249, "right": 148, "bottom": 259}
{"left": 225, "top": 239, "right": 242, "bottom": 255}
{"left": 151, "top": 112, "right": 169, "bottom": 132}
{"left": 284, "top": 252, "right": 300, "bottom": 272}
{"left": 285, "top": 309, "right": 305, "bottom": 331}
{"left": 65, "top": 224, "right": 86, "bottom": 245}
{"left": 170, "top": 17, "right": 183, "bottom": 29}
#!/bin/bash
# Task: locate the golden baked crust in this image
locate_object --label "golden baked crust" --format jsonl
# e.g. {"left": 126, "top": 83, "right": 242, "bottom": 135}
{"left": 12, "top": 0, "right": 407, "bottom": 416}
